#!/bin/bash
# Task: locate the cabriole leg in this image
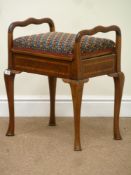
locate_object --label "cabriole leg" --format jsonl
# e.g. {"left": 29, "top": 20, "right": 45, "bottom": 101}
{"left": 4, "top": 70, "right": 16, "bottom": 136}
{"left": 63, "top": 79, "right": 88, "bottom": 151}
{"left": 113, "top": 72, "right": 125, "bottom": 140}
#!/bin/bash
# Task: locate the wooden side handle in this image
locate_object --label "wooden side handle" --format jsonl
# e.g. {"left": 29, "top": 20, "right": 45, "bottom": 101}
{"left": 75, "top": 25, "right": 121, "bottom": 43}
{"left": 8, "top": 17, "right": 55, "bottom": 33}
{"left": 74, "top": 25, "right": 121, "bottom": 71}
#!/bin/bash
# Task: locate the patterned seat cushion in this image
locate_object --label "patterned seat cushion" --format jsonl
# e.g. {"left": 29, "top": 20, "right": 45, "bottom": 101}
{"left": 13, "top": 32, "right": 115, "bottom": 60}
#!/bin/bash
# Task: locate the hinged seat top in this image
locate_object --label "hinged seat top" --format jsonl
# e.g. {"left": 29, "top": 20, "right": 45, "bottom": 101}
{"left": 13, "top": 32, "right": 115, "bottom": 61}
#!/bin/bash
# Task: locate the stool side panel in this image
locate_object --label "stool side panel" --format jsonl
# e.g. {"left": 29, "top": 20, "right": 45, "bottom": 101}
{"left": 12, "top": 54, "right": 71, "bottom": 78}
{"left": 81, "top": 54, "right": 116, "bottom": 78}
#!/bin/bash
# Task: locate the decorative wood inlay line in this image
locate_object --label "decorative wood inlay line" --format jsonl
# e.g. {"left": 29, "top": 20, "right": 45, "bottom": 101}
{"left": 84, "top": 59, "right": 113, "bottom": 66}
{"left": 84, "top": 68, "right": 113, "bottom": 76}
{"left": 15, "top": 65, "right": 69, "bottom": 76}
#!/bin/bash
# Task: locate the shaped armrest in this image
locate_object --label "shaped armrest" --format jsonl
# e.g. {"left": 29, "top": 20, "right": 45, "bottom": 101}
{"left": 8, "top": 17, "right": 55, "bottom": 33}
{"left": 75, "top": 25, "right": 121, "bottom": 43}
{"left": 8, "top": 18, "right": 55, "bottom": 69}
{"left": 74, "top": 25, "right": 121, "bottom": 71}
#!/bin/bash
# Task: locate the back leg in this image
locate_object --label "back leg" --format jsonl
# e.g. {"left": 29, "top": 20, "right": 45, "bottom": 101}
{"left": 48, "top": 76, "right": 57, "bottom": 126}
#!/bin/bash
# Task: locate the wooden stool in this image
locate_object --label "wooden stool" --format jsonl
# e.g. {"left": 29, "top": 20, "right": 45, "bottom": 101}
{"left": 4, "top": 18, "right": 125, "bottom": 151}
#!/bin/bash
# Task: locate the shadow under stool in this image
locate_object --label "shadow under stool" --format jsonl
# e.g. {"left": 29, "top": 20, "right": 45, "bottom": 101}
{"left": 4, "top": 18, "right": 125, "bottom": 151}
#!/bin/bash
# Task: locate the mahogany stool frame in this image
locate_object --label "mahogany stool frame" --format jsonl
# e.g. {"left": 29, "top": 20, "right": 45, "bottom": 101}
{"left": 4, "top": 18, "right": 125, "bottom": 151}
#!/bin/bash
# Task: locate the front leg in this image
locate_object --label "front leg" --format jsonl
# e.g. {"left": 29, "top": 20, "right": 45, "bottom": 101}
{"left": 113, "top": 72, "right": 125, "bottom": 140}
{"left": 63, "top": 79, "right": 88, "bottom": 151}
{"left": 4, "top": 70, "right": 16, "bottom": 136}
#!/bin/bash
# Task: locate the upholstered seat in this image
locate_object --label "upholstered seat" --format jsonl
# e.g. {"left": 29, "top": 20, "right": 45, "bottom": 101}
{"left": 13, "top": 32, "right": 115, "bottom": 60}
